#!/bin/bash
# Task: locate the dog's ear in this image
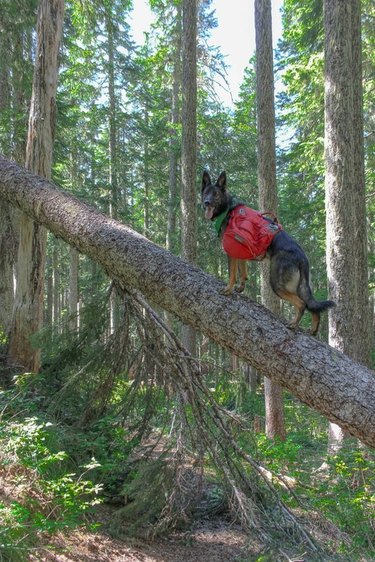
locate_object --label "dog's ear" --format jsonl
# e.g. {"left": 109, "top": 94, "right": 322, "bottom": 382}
{"left": 202, "top": 170, "right": 211, "bottom": 191}
{"left": 216, "top": 171, "right": 227, "bottom": 190}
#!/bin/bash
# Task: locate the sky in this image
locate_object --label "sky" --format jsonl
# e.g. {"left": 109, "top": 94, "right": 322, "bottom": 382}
{"left": 130, "top": 0, "right": 284, "bottom": 107}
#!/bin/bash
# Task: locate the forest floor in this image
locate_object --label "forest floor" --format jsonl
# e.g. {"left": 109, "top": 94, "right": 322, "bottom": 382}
{"left": 30, "top": 505, "right": 252, "bottom": 562}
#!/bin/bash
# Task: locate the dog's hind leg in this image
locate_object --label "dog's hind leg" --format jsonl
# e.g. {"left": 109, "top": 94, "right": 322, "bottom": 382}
{"left": 221, "top": 257, "right": 238, "bottom": 295}
{"left": 297, "top": 273, "right": 327, "bottom": 334}
{"left": 278, "top": 291, "right": 306, "bottom": 330}
{"left": 310, "top": 312, "right": 320, "bottom": 336}
{"left": 235, "top": 260, "right": 247, "bottom": 293}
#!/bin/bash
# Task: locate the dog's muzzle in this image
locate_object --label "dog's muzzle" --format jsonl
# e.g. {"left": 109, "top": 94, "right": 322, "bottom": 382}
{"left": 203, "top": 201, "right": 214, "bottom": 220}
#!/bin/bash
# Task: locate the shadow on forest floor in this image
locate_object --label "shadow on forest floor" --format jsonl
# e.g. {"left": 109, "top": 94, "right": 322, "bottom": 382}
{"left": 30, "top": 506, "right": 252, "bottom": 562}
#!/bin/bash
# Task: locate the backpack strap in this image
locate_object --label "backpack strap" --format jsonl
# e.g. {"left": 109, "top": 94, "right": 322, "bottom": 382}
{"left": 261, "top": 211, "right": 279, "bottom": 224}
{"left": 213, "top": 196, "right": 246, "bottom": 237}
{"left": 214, "top": 209, "right": 230, "bottom": 236}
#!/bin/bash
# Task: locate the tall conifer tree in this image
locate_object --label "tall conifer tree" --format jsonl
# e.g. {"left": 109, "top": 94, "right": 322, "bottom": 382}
{"left": 8, "top": 0, "right": 64, "bottom": 371}
{"left": 255, "top": 0, "right": 285, "bottom": 441}
{"left": 181, "top": 0, "right": 197, "bottom": 354}
{"left": 324, "top": 0, "right": 370, "bottom": 450}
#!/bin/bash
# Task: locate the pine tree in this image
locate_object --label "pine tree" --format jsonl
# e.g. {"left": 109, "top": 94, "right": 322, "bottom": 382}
{"left": 255, "top": 0, "right": 285, "bottom": 441}
{"left": 8, "top": 0, "right": 64, "bottom": 372}
{"left": 181, "top": 0, "right": 197, "bottom": 355}
{"left": 324, "top": 0, "right": 370, "bottom": 451}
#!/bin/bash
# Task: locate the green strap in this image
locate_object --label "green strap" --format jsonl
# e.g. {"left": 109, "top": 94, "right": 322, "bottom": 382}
{"left": 213, "top": 197, "right": 245, "bottom": 236}
{"left": 214, "top": 209, "right": 229, "bottom": 235}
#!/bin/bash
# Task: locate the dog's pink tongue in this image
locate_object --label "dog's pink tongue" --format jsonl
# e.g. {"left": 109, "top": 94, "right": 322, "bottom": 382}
{"left": 205, "top": 207, "right": 214, "bottom": 220}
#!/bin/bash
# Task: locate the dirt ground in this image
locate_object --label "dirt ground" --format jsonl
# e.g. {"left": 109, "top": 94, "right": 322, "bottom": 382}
{"left": 30, "top": 508, "right": 252, "bottom": 562}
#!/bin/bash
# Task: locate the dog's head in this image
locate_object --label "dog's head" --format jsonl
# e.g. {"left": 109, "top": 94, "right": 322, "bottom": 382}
{"left": 201, "top": 171, "right": 229, "bottom": 220}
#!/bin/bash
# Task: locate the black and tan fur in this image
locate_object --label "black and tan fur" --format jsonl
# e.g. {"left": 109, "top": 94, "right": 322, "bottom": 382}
{"left": 201, "top": 171, "right": 335, "bottom": 335}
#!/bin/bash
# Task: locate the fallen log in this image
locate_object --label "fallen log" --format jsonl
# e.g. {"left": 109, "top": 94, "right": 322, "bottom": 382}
{"left": 0, "top": 154, "right": 374, "bottom": 447}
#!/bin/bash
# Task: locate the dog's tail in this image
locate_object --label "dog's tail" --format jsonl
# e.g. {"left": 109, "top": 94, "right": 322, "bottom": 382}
{"left": 306, "top": 298, "right": 335, "bottom": 313}
{"left": 298, "top": 267, "right": 335, "bottom": 313}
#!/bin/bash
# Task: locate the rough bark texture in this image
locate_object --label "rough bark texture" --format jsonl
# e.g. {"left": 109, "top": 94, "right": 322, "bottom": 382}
{"left": 324, "top": 0, "right": 370, "bottom": 449}
{"left": 105, "top": 7, "right": 119, "bottom": 219}
{"left": 53, "top": 240, "right": 60, "bottom": 327}
{"left": 324, "top": 0, "right": 370, "bottom": 366}
{"left": 69, "top": 247, "right": 79, "bottom": 331}
{"left": 181, "top": 0, "right": 197, "bottom": 264}
{"left": 181, "top": 0, "right": 197, "bottom": 354}
{"left": 1, "top": 156, "right": 375, "bottom": 447}
{"left": 166, "top": 3, "right": 182, "bottom": 254}
{"left": 350, "top": 0, "right": 371, "bottom": 366}
{"left": 9, "top": 214, "right": 47, "bottom": 370}
{"left": 324, "top": 0, "right": 356, "bottom": 357}
{"left": 255, "top": 0, "right": 285, "bottom": 441}
{"left": 8, "top": 0, "right": 64, "bottom": 371}
{"left": 0, "top": 202, "right": 15, "bottom": 335}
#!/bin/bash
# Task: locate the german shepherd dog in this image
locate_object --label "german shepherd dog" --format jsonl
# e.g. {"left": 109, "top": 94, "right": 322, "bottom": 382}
{"left": 201, "top": 171, "right": 335, "bottom": 335}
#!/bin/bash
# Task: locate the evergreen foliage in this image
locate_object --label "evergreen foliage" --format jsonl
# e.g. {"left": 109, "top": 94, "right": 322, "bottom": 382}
{"left": 0, "top": 0, "right": 374, "bottom": 560}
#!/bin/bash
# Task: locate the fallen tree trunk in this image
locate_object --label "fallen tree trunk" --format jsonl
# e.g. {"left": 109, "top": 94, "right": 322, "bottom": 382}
{"left": 1, "top": 154, "right": 374, "bottom": 448}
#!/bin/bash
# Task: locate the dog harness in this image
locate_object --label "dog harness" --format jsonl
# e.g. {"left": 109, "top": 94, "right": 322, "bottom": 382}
{"left": 214, "top": 203, "right": 282, "bottom": 261}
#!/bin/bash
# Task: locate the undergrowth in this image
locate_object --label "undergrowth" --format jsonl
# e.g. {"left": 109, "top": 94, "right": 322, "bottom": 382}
{"left": 0, "top": 295, "right": 374, "bottom": 562}
{"left": 213, "top": 368, "right": 375, "bottom": 559}
{"left": 1, "top": 366, "right": 374, "bottom": 561}
{"left": 0, "top": 383, "right": 105, "bottom": 560}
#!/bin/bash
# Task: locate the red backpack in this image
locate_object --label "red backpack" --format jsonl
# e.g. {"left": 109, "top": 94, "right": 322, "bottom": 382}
{"left": 216, "top": 205, "right": 282, "bottom": 261}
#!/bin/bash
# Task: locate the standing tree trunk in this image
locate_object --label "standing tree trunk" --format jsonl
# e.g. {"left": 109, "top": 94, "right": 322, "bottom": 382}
{"left": 143, "top": 105, "right": 150, "bottom": 237}
{"left": 255, "top": 0, "right": 285, "bottom": 441}
{"left": 166, "top": 3, "right": 182, "bottom": 255}
{"left": 0, "top": 203, "right": 15, "bottom": 336}
{"left": 181, "top": 0, "right": 197, "bottom": 355}
{"left": 46, "top": 254, "right": 53, "bottom": 325}
{"left": 53, "top": 240, "right": 60, "bottom": 328}
{"left": 0, "top": 57, "right": 14, "bottom": 340}
{"left": 8, "top": 0, "right": 64, "bottom": 372}
{"left": 104, "top": 13, "right": 119, "bottom": 331}
{"left": 351, "top": 0, "right": 371, "bottom": 367}
{"left": 68, "top": 150, "right": 79, "bottom": 332}
{"left": 106, "top": 7, "right": 119, "bottom": 220}
{"left": 69, "top": 247, "right": 79, "bottom": 332}
{"left": 0, "top": 22, "right": 31, "bottom": 341}
{"left": 324, "top": 0, "right": 369, "bottom": 452}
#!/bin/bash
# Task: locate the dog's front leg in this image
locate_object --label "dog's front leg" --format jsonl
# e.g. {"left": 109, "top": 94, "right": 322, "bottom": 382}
{"left": 235, "top": 260, "right": 247, "bottom": 293}
{"left": 221, "top": 256, "right": 237, "bottom": 295}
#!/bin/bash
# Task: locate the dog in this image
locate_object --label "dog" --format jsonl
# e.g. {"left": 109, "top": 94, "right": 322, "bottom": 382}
{"left": 201, "top": 170, "right": 335, "bottom": 335}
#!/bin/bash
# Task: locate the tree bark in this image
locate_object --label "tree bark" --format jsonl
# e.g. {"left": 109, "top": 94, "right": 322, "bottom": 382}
{"left": 105, "top": 7, "right": 119, "bottom": 219}
{"left": 324, "top": 0, "right": 357, "bottom": 357}
{"left": 8, "top": 0, "right": 64, "bottom": 371}
{"left": 0, "top": 155, "right": 375, "bottom": 448}
{"left": 69, "top": 246, "right": 79, "bottom": 332}
{"left": 255, "top": 0, "right": 285, "bottom": 441}
{"left": 324, "top": 0, "right": 370, "bottom": 450}
{"left": 46, "top": 253, "right": 53, "bottom": 325}
{"left": 181, "top": 0, "right": 197, "bottom": 354}
{"left": 350, "top": 0, "right": 371, "bottom": 367}
{"left": 166, "top": 3, "right": 182, "bottom": 255}
{"left": 53, "top": 239, "right": 60, "bottom": 328}
{"left": 0, "top": 202, "right": 15, "bottom": 336}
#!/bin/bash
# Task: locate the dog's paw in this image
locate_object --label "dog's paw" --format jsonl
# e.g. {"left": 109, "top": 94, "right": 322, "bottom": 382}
{"left": 235, "top": 284, "right": 245, "bottom": 293}
{"left": 220, "top": 286, "right": 234, "bottom": 296}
